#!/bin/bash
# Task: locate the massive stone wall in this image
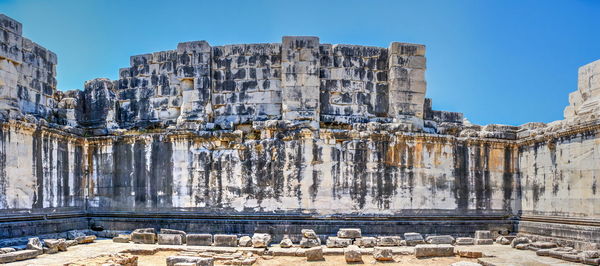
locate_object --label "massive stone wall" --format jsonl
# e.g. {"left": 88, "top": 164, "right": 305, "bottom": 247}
{"left": 0, "top": 14, "right": 599, "bottom": 242}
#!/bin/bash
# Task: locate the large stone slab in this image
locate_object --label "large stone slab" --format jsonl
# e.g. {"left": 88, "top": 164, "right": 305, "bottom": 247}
{"left": 158, "top": 234, "right": 183, "bottom": 245}
{"left": 373, "top": 247, "right": 393, "bottom": 261}
{"left": 187, "top": 234, "right": 212, "bottom": 246}
{"left": 426, "top": 235, "right": 455, "bottom": 244}
{"left": 213, "top": 234, "right": 237, "bottom": 247}
{"left": 414, "top": 244, "right": 454, "bottom": 258}
{"left": 326, "top": 237, "right": 353, "bottom": 248}
{"left": 166, "top": 256, "right": 214, "bottom": 266}
{"left": 337, "top": 228, "right": 361, "bottom": 238}
{"left": 132, "top": 232, "right": 156, "bottom": 244}
{"left": 0, "top": 249, "right": 41, "bottom": 263}
{"left": 377, "top": 236, "right": 402, "bottom": 246}
{"left": 344, "top": 245, "right": 362, "bottom": 262}
{"left": 403, "top": 232, "right": 425, "bottom": 246}
{"left": 305, "top": 247, "right": 324, "bottom": 261}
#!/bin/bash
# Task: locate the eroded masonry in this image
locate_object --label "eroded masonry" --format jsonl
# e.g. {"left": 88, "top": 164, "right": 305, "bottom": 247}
{"left": 0, "top": 14, "right": 599, "bottom": 245}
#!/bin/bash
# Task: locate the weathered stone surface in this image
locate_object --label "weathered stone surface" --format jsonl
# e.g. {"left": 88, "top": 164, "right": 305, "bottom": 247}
{"left": 426, "top": 235, "right": 455, "bottom": 244}
{"left": 134, "top": 228, "right": 156, "bottom": 234}
{"left": 0, "top": 249, "right": 41, "bottom": 263}
{"left": 131, "top": 232, "right": 156, "bottom": 244}
{"left": 239, "top": 236, "right": 252, "bottom": 247}
{"left": 0, "top": 248, "right": 15, "bottom": 254}
{"left": 75, "top": 235, "right": 96, "bottom": 244}
{"left": 414, "top": 244, "right": 454, "bottom": 258}
{"left": 187, "top": 234, "right": 212, "bottom": 246}
{"left": 26, "top": 237, "right": 42, "bottom": 251}
{"left": 373, "top": 247, "right": 393, "bottom": 261}
{"left": 530, "top": 241, "right": 558, "bottom": 249}
{"left": 299, "top": 237, "right": 320, "bottom": 248}
{"left": 495, "top": 236, "right": 513, "bottom": 245}
{"left": 354, "top": 237, "right": 377, "bottom": 248}
{"left": 279, "top": 237, "right": 293, "bottom": 248}
{"left": 457, "top": 250, "right": 483, "bottom": 258}
{"left": 305, "top": 246, "right": 324, "bottom": 261}
{"left": 450, "top": 262, "right": 481, "bottom": 266}
{"left": 301, "top": 229, "right": 318, "bottom": 239}
{"left": 344, "top": 245, "right": 362, "bottom": 262}
{"left": 474, "top": 231, "right": 492, "bottom": 240}
{"left": 113, "top": 235, "right": 130, "bottom": 243}
{"left": 377, "top": 236, "right": 402, "bottom": 246}
{"left": 337, "top": 228, "right": 361, "bottom": 239}
{"left": 326, "top": 237, "right": 353, "bottom": 248}
{"left": 158, "top": 234, "right": 183, "bottom": 245}
{"left": 161, "top": 229, "right": 187, "bottom": 243}
{"left": 214, "top": 234, "right": 237, "bottom": 247}
{"left": 251, "top": 233, "right": 272, "bottom": 248}
{"left": 581, "top": 250, "right": 600, "bottom": 259}
{"left": 475, "top": 239, "right": 493, "bottom": 245}
{"left": 403, "top": 232, "right": 425, "bottom": 246}
{"left": 166, "top": 256, "right": 214, "bottom": 266}
{"left": 510, "top": 237, "right": 531, "bottom": 248}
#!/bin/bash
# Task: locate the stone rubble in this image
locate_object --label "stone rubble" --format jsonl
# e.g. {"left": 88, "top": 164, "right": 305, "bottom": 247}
{"left": 344, "top": 245, "right": 362, "bottom": 262}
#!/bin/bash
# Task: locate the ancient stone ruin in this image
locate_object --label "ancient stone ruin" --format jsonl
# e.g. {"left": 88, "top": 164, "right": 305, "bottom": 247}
{"left": 0, "top": 13, "right": 599, "bottom": 265}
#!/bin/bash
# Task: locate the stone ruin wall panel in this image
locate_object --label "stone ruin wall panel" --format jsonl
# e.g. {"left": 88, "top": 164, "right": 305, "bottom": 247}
{"left": 0, "top": 123, "right": 85, "bottom": 215}
{"left": 85, "top": 133, "right": 517, "bottom": 217}
{"left": 518, "top": 128, "right": 600, "bottom": 219}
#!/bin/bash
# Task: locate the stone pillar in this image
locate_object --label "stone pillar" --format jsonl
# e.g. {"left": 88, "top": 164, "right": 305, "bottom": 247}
{"left": 281, "top": 36, "right": 320, "bottom": 122}
{"left": 177, "top": 41, "right": 212, "bottom": 123}
{"left": 387, "top": 42, "right": 427, "bottom": 123}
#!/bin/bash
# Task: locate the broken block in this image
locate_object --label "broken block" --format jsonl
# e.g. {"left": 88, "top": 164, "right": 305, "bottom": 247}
{"left": 455, "top": 237, "right": 474, "bottom": 245}
{"left": 251, "top": 233, "right": 272, "bottom": 248}
{"left": 344, "top": 245, "right": 362, "bottom": 263}
{"left": 158, "top": 234, "right": 183, "bottom": 245}
{"left": 305, "top": 246, "right": 324, "bottom": 261}
{"left": 373, "top": 247, "right": 393, "bottom": 261}
{"left": 403, "top": 232, "right": 425, "bottom": 246}
{"left": 187, "top": 234, "right": 212, "bottom": 246}
{"left": 426, "top": 235, "right": 455, "bottom": 245}
{"left": 131, "top": 232, "right": 156, "bottom": 244}
{"left": 414, "top": 244, "right": 454, "bottom": 258}
{"left": 326, "top": 237, "right": 353, "bottom": 248}
{"left": 213, "top": 234, "right": 237, "bottom": 247}
{"left": 337, "top": 228, "right": 361, "bottom": 238}
{"left": 377, "top": 236, "right": 402, "bottom": 246}
{"left": 354, "top": 237, "right": 377, "bottom": 248}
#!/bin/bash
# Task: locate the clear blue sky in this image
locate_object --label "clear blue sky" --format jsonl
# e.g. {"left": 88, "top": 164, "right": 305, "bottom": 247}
{"left": 1, "top": 0, "right": 599, "bottom": 125}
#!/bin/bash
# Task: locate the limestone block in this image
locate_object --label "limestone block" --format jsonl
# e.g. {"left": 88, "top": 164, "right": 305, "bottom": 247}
{"left": 252, "top": 233, "right": 272, "bottom": 248}
{"left": 337, "top": 228, "right": 361, "bottom": 238}
{"left": 213, "top": 234, "right": 237, "bottom": 247}
{"left": 0, "top": 14, "right": 22, "bottom": 35}
{"left": 305, "top": 246, "right": 324, "bottom": 261}
{"left": 0, "top": 249, "right": 41, "bottom": 263}
{"left": 187, "top": 234, "right": 212, "bottom": 246}
{"left": 474, "top": 230, "right": 492, "bottom": 240}
{"left": 299, "top": 237, "right": 320, "bottom": 248}
{"left": 389, "top": 42, "right": 426, "bottom": 56}
{"left": 581, "top": 250, "right": 600, "bottom": 259}
{"left": 344, "top": 245, "right": 362, "bottom": 262}
{"left": 166, "top": 256, "right": 214, "bottom": 266}
{"left": 239, "top": 236, "right": 252, "bottom": 247}
{"left": 495, "top": 236, "right": 512, "bottom": 245}
{"left": 582, "top": 257, "right": 600, "bottom": 265}
{"left": 177, "top": 41, "right": 211, "bottom": 54}
{"left": 0, "top": 248, "right": 15, "bottom": 254}
{"left": 280, "top": 237, "right": 293, "bottom": 248}
{"left": 326, "top": 237, "right": 353, "bottom": 248}
{"left": 510, "top": 237, "right": 531, "bottom": 248}
{"left": 113, "top": 235, "right": 130, "bottom": 243}
{"left": 403, "top": 232, "right": 425, "bottom": 246}
{"left": 457, "top": 250, "right": 482, "bottom": 258}
{"left": 354, "top": 237, "right": 377, "bottom": 248}
{"left": 377, "top": 236, "right": 402, "bottom": 246}
{"left": 373, "top": 247, "right": 393, "bottom": 261}
{"left": 161, "top": 229, "right": 186, "bottom": 243}
{"left": 158, "top": 234, "right": 183, "bottom": 245}
{"left": 426, "top": 235, "right": 455, "bottom": 245}
{"left": 131, "top": 232, "right": 156, "bottom": 244}
{"left": 414, "top": 244, "right": 454, "bottom": 258}
{"left": 530, "top": 241, "right": 558, "bottom": 249}
{"left": 475, "top": 239, "right": 493, "bottom": 245}
{"left": 44, "top": 239, "right": 67, "bottom": 251}
{"left": 26, "top": 237, "right": 43, "bottom": 251}
{"left": 301, "top": 229, "right": 318, "bottom": 239}
{"left": 450, "top": 262, "right": 481, "bottom": 266}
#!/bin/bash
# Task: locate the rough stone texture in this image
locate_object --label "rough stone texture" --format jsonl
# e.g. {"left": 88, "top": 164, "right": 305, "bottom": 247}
{"left": 26, "top": 237, "right": 42, "bottom": 251}
{"left": 344, "top": 245, "right": 362, "bottom": 262}
{"left": 187, "top": 234, "right": 212, "bottom": 246}
{"left": 161, "top": 229, "right": 186, "bottom": 243}
{"left": 279, "top": 236, "right": 293, "bottom": 248}
{"left": 238, "top": 236, "right": 252, "bottom": 247}
{"left": 457, "top": 250, "right": 483, "bottom": 258}
{"left": 415, "top": 244, "right": 454, "bottom": 258}
{"left": 158, "top": 234, "right": 183, "bottom": 245}
{"left": 299, "top": 237, "right": 320, "bottom": 248}
{"left": 301, "top": 229, "right": 317, "bottom": 239}
{"left": 213, "top": 234, "right": 237, "bottom": 247}
{"left": 0, "top": 14, "right": 599, "bottom": 246}
{"left": 354, "top": 237, "right": 377, "bottom": 248}
{"left": 377, "top": 236, "right": 402, "bottom": 246}
{"left": 113, "top": 235, "right": 130, "bottom": 243}
{"left": 403, "top": 232, "right": 425, "bottom": 246}
{"left": 372, "top": 247, "right": 393, "bottom": 261}
{"left": 510, "top": 237, "right": 531, "bottom": 248}
{"left": 475, "top": 239, "right": 494, "bottom": 245}
{"left": 131, "top": 232, "right": 156, "bottom": 244}
{"left": 426, "top": 235, "right": 455, "bottom": 244}
{"left": 0, "top": 249, "right": 41, "bottom": 263}
{"left": 251, "top": 233, "right": 271, "bottom": 247}
{"left": 326, "top": 237, "right": 353, "bottom": 248}
{"left": 305, "top": 246, "right": 323, "bottom": 261}
{"left": 337, "top": 228, "right": 361, "bottom": 238}
{"left": 474, "top": 230, "right": 492, "bottom": 240}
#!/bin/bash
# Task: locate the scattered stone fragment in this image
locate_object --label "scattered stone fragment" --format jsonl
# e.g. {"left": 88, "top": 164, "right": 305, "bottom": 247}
{"left": 377, "top": 236, "right": 402, "bottom": 246}
{"left": 166, "top": 256, "right": 214, "bottom": 266}
{"left": 403, "top": 232, "right": 425, "bottom": 246}
{"left": 495, "top": 236, "right": 512, "bottom": 245}
{"left": 0, "top": 250, "right": 41, "bottom": 263}
{"left": 515, "top": 243, "right": 529, "bottom": 250}
{"left": 337, "top": 228, "right": 361, "bottom": 238}
{"left": 187, "top": 234, "right": 213, "bottom": 246}
{"left": 373, "top": 247, "right": 393, "bottom": 261}
{"left": 66, "top": 240, "right": 78, "bottom": 247}
{"left": 279, "top": 236, "right": 293, "bottom": 248}
{"left": 76, "top": 235, "right": 97, "bottom": 244}
{"left": 251, "top": 233, "right": 272, "bottom": 248}
{"left": 354, "top": 237, "right": 377, "bottom": 248}
{"left": 301, "top": 229, "right": 318, "bottom": 239}
{"left": 415, "top": 244, "right": 454, "bottom": 258}
{"left": 426, "top": 235, "right": 455, "bottom": 244}
{"left": 536, "top": 249, "right": 552, "bottom": 256}
{"left": 326, "top": 237, "right": 353, "bottom": 248}
{"left": 581, "top": 250, "right": 600, "bottom": 259}
{"left": 67, "top": 230, "right": 87, "bottom": 240}
{"left": 214, "top": 234, "right": 238, "bottom": 247}
{"left": 474, "top": 230, "right": 492, "bottom": 240}
{"left": 455, "top": 237, "right": 474, "bottom": 245}
{"left": 562, "top": 253, "right": 582, "bottom": 263}
{"left": 133, "top": 228, "right": 156, "bottom": 234}
{"left": 239, "top": 236, "right": 252, "bottom": 247}
{"left": 475, "top": 239, "right": 494, "bottom": 245}
{"left": 43, "top": 246, "right": 58, "bottom": 254}
{"left": 158, "top": 234, "right": 183, "bottom": 245}
{"left": 113, "top": 234, "right": 130, "bottom": 243}
{"left": 457, "top": 250, "right": 483, "bottom": 258}
{"left": 305, "top": 246, "right": 324, "bottom": 261}
{"left": 530, "top": 241, "right": 558, "bottom": 249}
{"left": 27, "top": 237, "right": 43, "bottom": 251}
{"left": 131, "top": 232, "right": 156, "bottom": 244}
{"left": 510, "top": 237, "right": 531, "bottom": 248}
{"left": 299, "top": 237, "right": 320, "bottom": 248}
{"left": 161, "top": 229, "right": 187, "bottom": 243}
{"left": 344, "top": 245, "right": 362, "bottom": 263}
